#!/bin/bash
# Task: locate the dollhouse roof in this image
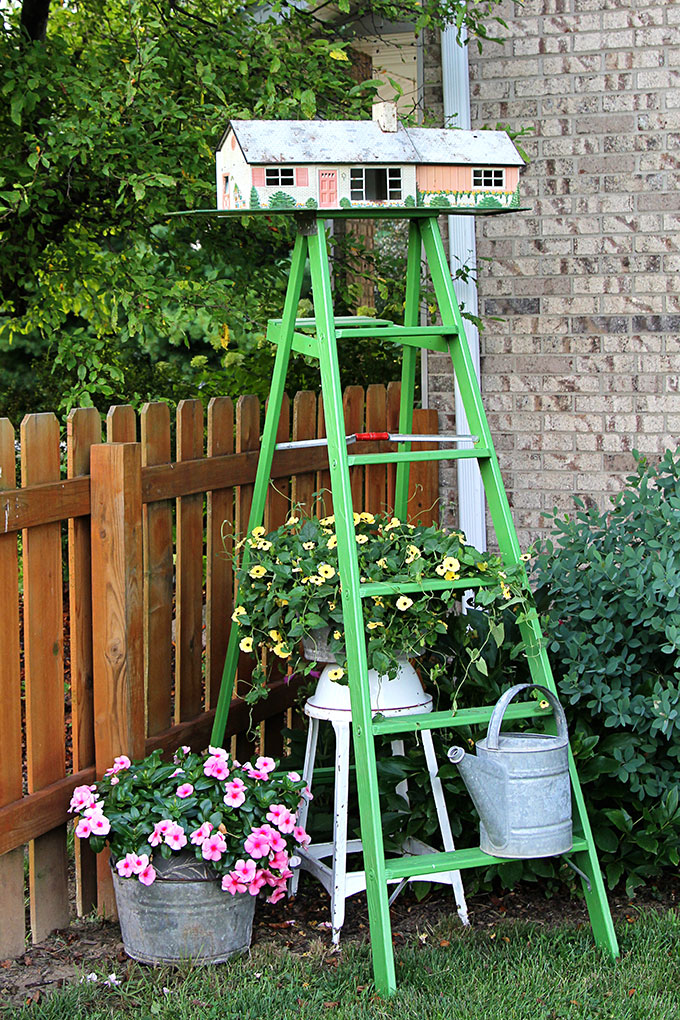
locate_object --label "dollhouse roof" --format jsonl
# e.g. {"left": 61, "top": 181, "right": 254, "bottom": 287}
{"left": 221, "top": 120, "right": 525, "bottom": 167}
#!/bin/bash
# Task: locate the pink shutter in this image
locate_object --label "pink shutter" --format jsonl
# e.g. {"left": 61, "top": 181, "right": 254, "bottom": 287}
{"left": 296, "top": 167, "right": 309, "bottom": 187}
{"left": 252, "top": 167, "right": 265, "bottom": 187}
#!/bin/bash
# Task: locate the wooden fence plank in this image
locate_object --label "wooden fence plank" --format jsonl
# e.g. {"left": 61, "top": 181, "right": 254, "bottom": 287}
{"left": 107, "top": 405, "right": 136, "bottom": 443}
{"left": 343, "top": 385, "right": 364, "bottom": 512}
{"left": 141, "top": 403, "right": 174, "bottom": 735}
{"left": 234, "top": 395, "right": 260, "bottom": 760}
{"left": 90, "top": 442, "right": 145, "bottom": 916}
{"left": 291, "top": 391, "right": 317, "bottom": 516}
{"left": 0, "top": 419, "right": 26, "bottom": 957}
{"left": 408, "top": 408, "right": 440, "bottom": 526}
{"left": 21, "top": 412, "right": 70, "bottom": 943}
{"left": 175, "top": 401, "right": 205, "bottom": 723}
{"left": 206, "top": 397, "right": 234, "bottom": 711}
{"left": 365, "top": 384, "right": 388, "bottom": 515}
{"left": 67, "top": 407, "right": 101, "bottom": 917}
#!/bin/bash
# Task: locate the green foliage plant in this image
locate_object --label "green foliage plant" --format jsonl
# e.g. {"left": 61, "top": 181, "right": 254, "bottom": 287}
{"left": 268, "top": 191, "right": 297, "bottom": 209}
{"left": 69, "top": 746, "right": 310, "bottom": 900}
{"left": 531, "top": 449, "right": 680, "bottom": 892}
{"left": 231, "top": 509, "right": 528, "bottom": 704}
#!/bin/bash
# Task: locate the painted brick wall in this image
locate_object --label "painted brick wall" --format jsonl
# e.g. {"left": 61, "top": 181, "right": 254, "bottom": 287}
{"left": 426, "top": 1, "right": 680, "bottom": 549}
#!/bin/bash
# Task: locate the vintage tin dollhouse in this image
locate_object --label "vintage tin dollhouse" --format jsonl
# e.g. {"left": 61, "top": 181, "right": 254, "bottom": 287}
{"left": 215, "top": 103, "right": 524, "bottom": 213}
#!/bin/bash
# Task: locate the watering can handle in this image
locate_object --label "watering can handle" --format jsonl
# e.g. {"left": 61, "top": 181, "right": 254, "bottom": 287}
{"left": 486, "top": 683, "right": 568, "bottom": 750}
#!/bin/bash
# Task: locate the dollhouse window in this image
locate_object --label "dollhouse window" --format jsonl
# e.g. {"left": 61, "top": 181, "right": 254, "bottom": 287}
{"left": 265, "top": 167, "right": 295, "bottom": 187}
{"left": 350, "top": 167, "right": 402, "bottom": 201}
{"left": 473, "top": 168, "right": 505, "bottom": 189}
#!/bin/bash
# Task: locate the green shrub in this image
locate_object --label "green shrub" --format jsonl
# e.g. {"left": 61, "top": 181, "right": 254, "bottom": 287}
{"left": 250, "top": 186, "right": 261, "bottom": 208}
{"left": 339, "top": 197, "right": 351, "bottom": 209}
{"left": 268, "top": 190, "right": 296, "bottom": 209}
{"left": 305, "top": 197, "right": 318, "bottom": 208}
{"left": 404, "top": 194, "right": 415, "bottom": 207}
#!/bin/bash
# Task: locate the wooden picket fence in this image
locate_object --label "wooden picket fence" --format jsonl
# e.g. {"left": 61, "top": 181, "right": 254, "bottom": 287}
{"left": 0, "top": 383, "right": 439, "bottom": 959}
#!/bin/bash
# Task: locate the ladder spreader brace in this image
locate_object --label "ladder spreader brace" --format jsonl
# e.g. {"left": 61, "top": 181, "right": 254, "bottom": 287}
{"left": 210, "top": 209, "right": 619, "bottom": 996}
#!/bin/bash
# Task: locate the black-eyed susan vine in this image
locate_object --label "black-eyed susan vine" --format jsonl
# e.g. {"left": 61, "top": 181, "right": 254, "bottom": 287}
{"left": 230, "top": 510, "right": 532, "bottom": 704}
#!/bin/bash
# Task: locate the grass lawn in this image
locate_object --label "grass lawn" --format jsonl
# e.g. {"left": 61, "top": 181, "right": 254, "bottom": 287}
{"left": 4, "top": 909, "right": 678, "bottom": 1020}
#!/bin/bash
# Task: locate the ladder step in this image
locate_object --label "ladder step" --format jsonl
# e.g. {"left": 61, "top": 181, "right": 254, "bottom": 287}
{"left": 383, "top": 838, "right": 591, "bottom": 881}
{"left": 360, "top": 577, "right": 495, "bottom": 598}
{"left": 371, "top": 701, "right": 553, "bottom": 737}
{"left": 335, "top": 325, "right": 459, "bottom": 339}
{"left": 348, "top": 447, "right": 491, "bottom": 467}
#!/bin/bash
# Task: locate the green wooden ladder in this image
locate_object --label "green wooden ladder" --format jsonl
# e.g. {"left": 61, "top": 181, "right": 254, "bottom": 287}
{"left": 210, "top": 209, "right": 619, "bottom": 995}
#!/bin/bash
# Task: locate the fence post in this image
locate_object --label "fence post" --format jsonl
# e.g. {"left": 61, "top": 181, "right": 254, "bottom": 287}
{"left": 90, "top": 442, "right": 145, "bottom": 916}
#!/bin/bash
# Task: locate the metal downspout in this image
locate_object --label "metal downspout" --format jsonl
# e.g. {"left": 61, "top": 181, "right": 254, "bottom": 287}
{"left": 440, "top": 27, "right": 487, "bottom": 551}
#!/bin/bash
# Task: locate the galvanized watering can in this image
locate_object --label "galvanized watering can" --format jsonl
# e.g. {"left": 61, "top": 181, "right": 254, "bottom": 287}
{"left": 447, "top": 683, "right": 572, "bottom": 859}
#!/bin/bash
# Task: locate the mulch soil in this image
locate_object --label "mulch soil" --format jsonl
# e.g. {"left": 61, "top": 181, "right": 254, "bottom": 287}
{"left": 2, "top": 874, "right": 678, "bottom": 1011}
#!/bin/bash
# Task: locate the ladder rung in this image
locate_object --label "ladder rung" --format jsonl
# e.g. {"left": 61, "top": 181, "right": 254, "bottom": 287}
{"left": 348, "top": 448, "right": 491, "bottom": 467}
{"left": 371, "top": 701, "right": 553, "bottom": 737}
{"left": 383, "top": 838, "right": 591, "bottom": 881}
{"left": 359, "top": 577, "right": 494, "bottom": 598}
{"left": 336, "top": 325, "right": 459, "bottom": 339}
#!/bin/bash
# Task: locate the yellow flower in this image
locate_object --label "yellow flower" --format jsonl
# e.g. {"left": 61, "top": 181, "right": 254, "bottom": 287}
{"left": 320, "top": 515, "right": 335, "bottom": 527}
{"left": 521, "top": 553, "right": 531, "bottom": 562}
{"left": 445, "top": 571, "right": 460, "bottom": 581}
{"left": 254, "top": 539, "right": 272, "bottom": 551}
{"left": 249, "top": 565, "right": 266, "bottom": 579}
{"left": 476, "top": 561, "right": 488, "bottom": 572}
{"left": 251, "top": 526, "right": 265, "bottom": 538}
{"left": 435, "top": 563, "right": 447, "bottom": 576}
{"left": 328, "top": 667, "right": 345, "bottom": 681}
{"left": 318, "top": 563, "right": 336, "bottom": 579}
{"left": 329, "top": 602, "right": 336, "bottom": 610}
{"left": 273, "top": 642, "right": 291, "bottom": 658}
{"left": 443, "top": 557, "right": 460, "bottom": 573}
{"left": 396, "top": 596, "right": 414, "bottom": 611}
{"left": 232, "top": 606, "right": 246, "bottom": 621}
{"left": 302, "top": 541, "right": 316, "bottom": 550}
{"left": 239, "top": 636, "right": 253, "bottom": 653}
{"left": 327, "top": 535, "right": 338, "bottom": 549}
{"left": 405, "top": 544, "right": 421, "bottom": 564}
{"left": 276, "top": 598, "right": 289, "bottom": 607}
{"left": 309, "top": 575, "right": 324, "bottom": 586}
{"left": 286, "top": 515, "right": 300, "bottom": 526}
{"left": 385, "top": 516, "right": 401, "bottom": 530}
{"left": 360, "top": 512, "right": 375, "bottom": 523}
{"left": 333, "top": 629, "right": 342, "bottom": 640}
{"left": 356, "top": 534, "right": 368, "bottom": 545}
{"left": 353, "top": 512, "right": 361, "bottom": 524}
{"left": 372, "top": 596, "right": 384, "bottom": 607}
{"left": 367, "top": 620, "right": 384, "bottom": 630}
{"left": 269, "top": 629, "right": 283, "bottom": 642}
{"left": 377, "top": 558, "right": 388, "bottom": 569}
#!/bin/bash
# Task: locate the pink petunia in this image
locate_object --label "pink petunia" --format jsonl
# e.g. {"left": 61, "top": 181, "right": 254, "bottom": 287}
{"left": 138, "top": 864, "right": 156, "bottom": 886}
{"left": 170, "top": 768, "right": 184, "bottom": 778}
{"left": 190, "top": 822, "right": 213, "bottom": 845}
{"left": 223, "top": 781, "right": 246, "bottom": 809}
{"left": 69, "top": 785, "right": 98, "bottom": 813}
{"left": 243, "top": 765, "right": 270, "bottom": 781}
{"left": 277, "top": 809, "right": 297, "bottom": 834}
{"left": 208, "top": 745, "right": 228, "bottom": 760}
{"left": 164, "top": 822, "right": 187, "bottom": 851}
{"left": 243, "top": 829, "right": 271, "bottom": 860}
{"left": 269, "top": 850, "right": 290, "bottom": 872}
{"left": 302, "top": 785, "right": 314, "bottom": 801}
{"left": 202, "top": 832, "right": 227, "bottom": 862}
{"left": 293, "top": 825, "right": 311, "bottom": 847}
{"left": 176, "top": 783, "right": 194, "bottom": 799}
{"left": 222, "top": 873, "right": 247, "bottom": 895}
{"left": 233, "top": 858, "right": 257, "bottom": 884}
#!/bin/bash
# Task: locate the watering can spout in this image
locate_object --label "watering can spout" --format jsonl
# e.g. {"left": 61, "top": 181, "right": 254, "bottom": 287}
{"left": 447, "top": 746, "right": 510, "bottom": 852}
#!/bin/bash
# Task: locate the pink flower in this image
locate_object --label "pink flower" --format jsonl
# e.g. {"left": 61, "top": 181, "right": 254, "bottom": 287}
{"left": 278, "top": 809, "right": 297, "bottom": 834}
{"left": 190, "top": 822, "right": 213, "bottom": 845}
{"left": 243, "top": 765, "right": 269, "bottom": 781}
{"left": 243, "top": 830, "right": 270, "bottom": 859}
{"left": 164, "top": 823, "right": 187, "bottom": 851}
{"left": 287, "top": 771, "right": 301, "bottom": 782}
{"left": 233, "top": 858, "right": 257, "bottom": 884}
{"left": 223, "top": 781, "right": 246, "bottom": 808}
{"left": 69, "top": 785, "right": 98, "bottom": 813}
{"left": 110, "top": 776, "right": 119, "bottom": 785}
{"left": 105, "top": 755, "right": 131, "bottom": 777}
{"left": 248, "top": 870, "right": 268, "bottom": 896}
{"left": 204, "top": 755, "right": 230, "bottom": 780}
{"left": 75, "top": 816, "right": 93, "bottom": 839}
{"left": 269, "top": 850, "right": 290, "bottom": 872}
{"left": 222, "top": 873, "right": 247, "bottom": 895}
{"left": 302, "top": 785, "right": 314, "bottom": 801}
{"left": 260, "top": 824, "right": 286, "bottom": 853}
{"left": 115, "top": 854, "right": 137, "bottom": 878}
{"left": 138, "top": 864, "right": 156, "bottom": 886}
{"left": 294, "top": 825, "right": 311, "bottom": 847}
{"left": 148, "top": 819, "right": 173, "bottom": 847}
{"left": 255, "top": 756, "right": 276, "bottom": 775}
{"left": 202, "top": 832, "right": 227, "bottom": 862}
{"left": 130, "top": 853, "right": 149, "bottom": 874}
{"left": 88, "top": 811, "right": 111, "bottom": 836}
{"left": 176, "top": 783, "right": 194, "bottom": 799}
{"left": 208, "top": 745, "right": 228, "bottom": 759}
{"left": 267, "top": 886, "right": 287, "bottom": 904}
{"left": 170, "top": 768, "right": 184, "bottom": 778}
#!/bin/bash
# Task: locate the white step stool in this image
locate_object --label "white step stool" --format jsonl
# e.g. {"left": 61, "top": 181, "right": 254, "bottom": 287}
{"left": 289, "top": 659, "right": 469, "bottom": 943}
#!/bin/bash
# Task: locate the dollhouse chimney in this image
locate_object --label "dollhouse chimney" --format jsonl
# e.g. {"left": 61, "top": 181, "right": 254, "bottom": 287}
{"left": 372, "top": 101, "right": 398, "bottom": 132}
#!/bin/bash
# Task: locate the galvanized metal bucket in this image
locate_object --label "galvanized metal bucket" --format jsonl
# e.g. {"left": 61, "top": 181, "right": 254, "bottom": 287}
{"left": 112, "top": 853, "right": 255, "bottom": 965}
{"left": 448, "top": 683, "right": 572, "bottom": 859}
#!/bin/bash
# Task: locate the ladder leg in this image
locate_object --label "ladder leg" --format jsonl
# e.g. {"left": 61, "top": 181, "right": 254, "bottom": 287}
{"left": 210, "top": 231, "right": 308, "bottom": 747}
{"left": 394, "top": 219, "right": 422, "bottom": 520}
{"left": 308, "top": 219, "right": 396, "bottom": 996}
{"left": 330, "top": 719, "right": 351, "bottom": 944}
{"left": 419, "top": 215, "right": 618, "bottom": 959}
{"left": 421, "top": 731, "right": 469, "bottom": 926}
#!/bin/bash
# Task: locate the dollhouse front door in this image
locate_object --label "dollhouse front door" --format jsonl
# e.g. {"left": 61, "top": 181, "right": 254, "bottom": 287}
{"left": 318, "top": 170, "right": 338, "bottom": 207}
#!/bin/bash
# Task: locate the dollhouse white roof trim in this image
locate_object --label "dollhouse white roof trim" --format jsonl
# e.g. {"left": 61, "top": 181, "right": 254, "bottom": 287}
{"left": 220, "top": 120, "right": 525, "bottom": 167}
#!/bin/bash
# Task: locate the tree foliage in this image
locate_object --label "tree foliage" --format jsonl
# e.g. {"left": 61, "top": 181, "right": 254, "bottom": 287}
{"left": 0, "top": 0, "right": 505, "bottom": 420}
